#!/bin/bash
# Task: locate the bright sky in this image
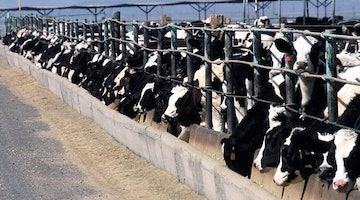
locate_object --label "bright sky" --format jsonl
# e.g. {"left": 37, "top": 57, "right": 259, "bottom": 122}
{"left": 0, "top": 0, "right": 358, "bottom": 22}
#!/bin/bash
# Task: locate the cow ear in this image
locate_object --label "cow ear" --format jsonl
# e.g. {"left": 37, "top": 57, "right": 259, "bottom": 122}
{"left": 274, "top": 39, "right": 293, "bottom": 54}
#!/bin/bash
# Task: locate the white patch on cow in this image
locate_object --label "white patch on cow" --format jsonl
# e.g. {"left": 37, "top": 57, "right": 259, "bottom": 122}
{"left": 337, "top": 52, "right": 360, "bottom": 67}
{"left": 261, "top": 33, "right": 274, "bottom": 50}
{"left": 245, "top": 78, "right": 255, "bottom": 110}
{"left": 164, "top": 29, "right": 187, "bottom": 40}
{"left": 332, "top": 129, "right": 358, "bottom": 191}
{"left": 163, "top": 85, "right": 188, "bottom": 118}
{"left": 273, "top": 158, "right": 290, "bottom": 186}
{"left": 144, "top": 51, "right": 158, "bottom": 69}
{"left": 268, "top": 73, "right": 285, "bottom": 99}
{"left": 267, "top": 105, "right": 286, "bottom": 133}
{"left": 91, "top": 53, "right": 102, "bottom": 63}
{"left": 253, "top": 139, "right": 266, "bottom": 171}
{"left": 136, "top": 82, "right": 155, "bottom": 112}
{"left": 318, "top": 152, "right": 333, "bottom": 169}
{"left": 355, "top": 177, "right": 360, "bottom": 191}
{"left": 118, "top": 87, "right": 125, "bottom": 96}
{"left": 317, "top": 132, "right": 335, "bottom": 142}
{"left": 102, "top": 58, "right": 111, "bottom": 67}
{"left": 323, "top": 67, "right": 360, "bottom": 118}
{"left": 233, "top": 31, "right": 252, "bottom": 48}
{"left": 269, "top": 44, "right": 285, "bottom": 70}
{"left": 113, "top": 66, "right": 129, "bottom": 87}
{"left": 68, "top": 70, "right": 75, "bottom": 82}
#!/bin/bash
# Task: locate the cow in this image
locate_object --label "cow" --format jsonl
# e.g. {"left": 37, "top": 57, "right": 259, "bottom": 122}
{"left": 253, "top": 33, "right": 336, "bottom": 176}
{"left": 220, "top": 81, "right": 284, "bottom": 178}
{"left": 273, "top": 93, "right": 360, "bottom": 187}
{"left": 272, "top": 125, "right": 335, "bottom": 186}
{"left": 331, "top": 128, "right": 360, "bottom": 192}
{"left": 162, "top": 84, "right": 202, "bottom": 137}
{"left": 326, "top": 94, "right": 360, "bottom": 192}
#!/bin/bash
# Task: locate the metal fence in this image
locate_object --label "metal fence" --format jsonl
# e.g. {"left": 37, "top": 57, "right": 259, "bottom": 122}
{"left": 4, "top": 13, "right": 360, "bottom": 135}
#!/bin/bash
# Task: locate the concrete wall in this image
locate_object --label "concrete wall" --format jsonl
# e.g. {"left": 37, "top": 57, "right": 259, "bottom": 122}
{"left": 0, "top": 45, "right": 279, "bottom": 200}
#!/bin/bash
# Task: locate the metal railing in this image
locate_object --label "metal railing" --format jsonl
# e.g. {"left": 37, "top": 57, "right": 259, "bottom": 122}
{"left": 4, "top": 13, "right": 360, "bottom": 135}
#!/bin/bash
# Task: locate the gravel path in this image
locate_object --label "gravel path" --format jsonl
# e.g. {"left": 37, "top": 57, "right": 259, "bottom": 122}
{"left": 0, "top": 55, "right": 206, "bottom": 200}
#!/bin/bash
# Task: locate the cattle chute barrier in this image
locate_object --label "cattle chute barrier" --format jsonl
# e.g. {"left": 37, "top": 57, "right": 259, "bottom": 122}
{"left": 3, "top": 13, "right": 360, "bottom": 199}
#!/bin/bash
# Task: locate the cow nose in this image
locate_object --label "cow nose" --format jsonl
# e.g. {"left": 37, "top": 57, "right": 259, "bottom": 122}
{"left": 136, "top": 105, "right": 143, "bottom": 113}
{"left": 317, "top": 167, "right": 334, "bottom": 181}
{"left": 294, "top": 61, "right": 308, "bottom": 71}
{"left": 161, "top": 114, "right": 168, "bottom": 123}
{"left": 333, "top": 179, "right": 349, "bottom": 192}
{"left": 253, "top": 161, "right": 263, "bottom": 171}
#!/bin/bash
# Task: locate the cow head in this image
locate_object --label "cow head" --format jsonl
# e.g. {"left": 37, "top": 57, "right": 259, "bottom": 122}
{"left": 273, "top": 127, "right": 334, "bottom": 186}
{"left": 136, "top": 82, "right": 156, "bottom": 113}
{"left": 221, "top": 137, "right": 254, "bottom": 177}
{"left": 332, "top": 129, "right": 360, "bottom": 192}
{"left": 253, "top": 107, "right": 293, "bottom": 172}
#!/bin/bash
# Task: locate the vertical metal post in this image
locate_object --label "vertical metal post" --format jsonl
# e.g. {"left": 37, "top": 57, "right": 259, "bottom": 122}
{"left": 5, "top": 17, "right": 8, "bottom": 34}
{"left": 90, "top": 22, "right": 95, "bottom": 52}
{"left": 103, "top": 20, "right": 109, "bottom": 57}
{"left": 332, "top": 0, "right": 335, "bottom": 25}
{"left": 143, "top": 21, "right": 149, "bottom": 68}
{"left": 61, "top": 20, "right": 65, "bottom": 36}
{"left": 186, "top": 29, "right": 194, "bottom": 83}
{"left": 325, "top": 29, "right": 338, "bottom": 122}
{"left": 133, "top": 22, "right": 139, "bottom": 54}
{"left": 110, "top": 18, "right": 116, "bottom": 59}
{"left": 54, "top": 19, "right": 60, "bottom": 35}
{"left": 278, "top": 0, "right": 282, "bottom": 25}
{"left": 243, "top": 0, "right": 248, "bottom": 23}
{"left": 204, "top": 29, "right": 213, "bottom": 129}
{"left": 283, "top": 31, "right": 295, "bottom": 106}
{"left": 224, "top": 30, "right": 235, "bottom": 134}
{"left": 44, "top": 18, "right": 48, "bottom": 35}
{"left": 252, "top": 30, "right": 262, "bottom": 97}
{"left": 120, "top": 21, "right": 127, "bottom": 55}
{"left": 112, "top": 12, "right": 121, "bottom": 58}
{"left": 97, "top": 22, "right": 103, "bottom": 54}
{"left": 170, "top": 25, "right": 177, "bottom": 79}
{"left": 70, "top": 21, "right": 74, "bottom": 41}
{"left": 74, "top": 19, "right": 79, "bottom": 42}
{"left": 66, "top": 20, "right": 71, "bottom": 39}
{"left": 82, "top": 19, "right": 87, "bottom": 41}
{"left": 29, "top": 16, "right": 33, "bottom": 31}
{"left": 157, "top": 28, "right": 163, "bottom": 76}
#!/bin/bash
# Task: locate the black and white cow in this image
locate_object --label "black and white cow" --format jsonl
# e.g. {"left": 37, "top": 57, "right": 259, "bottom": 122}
{"left": 273, "top": 93, "right": 360, "bottom": 187}
{"left": 272, "top": 125, "right": 335, "bottom": 186}
{"left": 220, "top": 82, "right": 284, "bottom": 177}
{"left": 331, "top": 128, "right": 360, "bottom": 192}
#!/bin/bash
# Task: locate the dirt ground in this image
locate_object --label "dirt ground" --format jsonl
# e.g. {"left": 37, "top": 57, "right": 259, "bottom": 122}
{"left": 0, "top": 55, "right": 206, "bottom": 200}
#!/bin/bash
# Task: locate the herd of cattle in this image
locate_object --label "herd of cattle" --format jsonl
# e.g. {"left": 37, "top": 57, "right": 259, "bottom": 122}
{"left": 2, "top": 16, "right": 360, "bottom": 194}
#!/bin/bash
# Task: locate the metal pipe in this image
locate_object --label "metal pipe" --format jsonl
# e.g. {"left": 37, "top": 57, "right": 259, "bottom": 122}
{"left": 157, "top": 28, "right": 163, "bottom": 77}
{"left": 132, "top": 22, "right": 139, "bottom": 54}
{"left": 204, "top": 29, "right": 213, "bottom": 129}
{"left": 170, "top": 25, "right": 177, "bottom": 79}
{"left": 325, "top": 29, "right": 338, "bottom": 122}
{"left": 186, "top": 29, "right": 194, "bottom": 83}
{"left": 224, "top": 30, "right": 235, "bottom": 134}
{"left": 97, "top": 22, "right": 103, "bottom": 53}
{"left": 120, "top": 21, "right": 127, "bottom": 55}
{"left": 283, "top": 31, "right": 295, "bottom": 106}
{"left": 252, "top": 30, "right": 262, "bottom": 97}
{"left": 103, "top": 20, "right": 109, "bottom": 57}
{"left": 143, "top": 21, "right": 150, "bottom": 67}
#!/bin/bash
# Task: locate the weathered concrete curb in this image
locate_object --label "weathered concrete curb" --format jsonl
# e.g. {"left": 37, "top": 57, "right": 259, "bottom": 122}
{"left": 0, "top": 45, "right": 279, "bottom": 200}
